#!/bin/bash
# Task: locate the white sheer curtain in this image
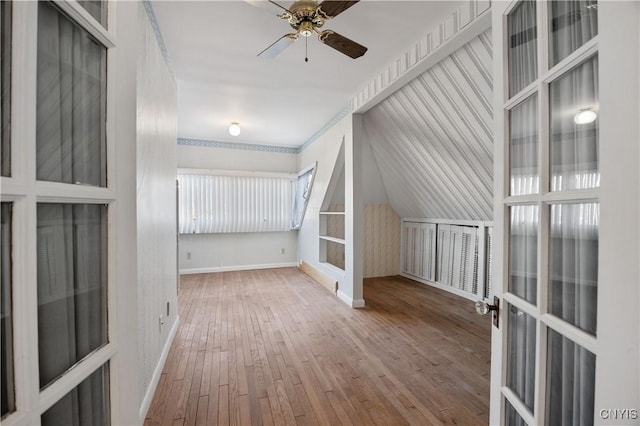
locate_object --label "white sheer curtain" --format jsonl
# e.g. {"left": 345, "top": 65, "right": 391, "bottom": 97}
{"left": 550, "top": 56, "right": 599, "bottom": 192}
{"left": 550, "top": 0, "right": 598, "bottom": 66}
{"left": 1, "top": 0, "right": 11, "bottom": 178}
{"left": 506, "top": 304, "right": 536, "bottom": 413}
{"left": 510, "top": 95, "right": 539, "bottom": 196}
{"left": 508, "top": 0, "right": 537, "bottom": 96}
{"left": 37, "top": 204, "right": 107, "bottom": 389}
{"left": 36, "top": 1, "right": 106, "bottom": 187}
{"left": 546, "top": 329, "right": 596, "bottom": 426}
{"left": 509, "top": 205, "right": 538, "bottom": 305}
{"left": 1, "top": 203, "right": 14, "bottom": 416}
{"left": 41, "top": 364, "right": 110, "bottom": 426}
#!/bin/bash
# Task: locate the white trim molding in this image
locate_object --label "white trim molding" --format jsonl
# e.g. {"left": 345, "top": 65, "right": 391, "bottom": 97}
{"left": 350, "top": 0, "right": 492, "bottom": 113}
{"left": 179, "top": 262, "right": 299, "bottom": 275}
{"left": 337, "top": 289, "right": 365, "bottom": 308}
{"left": 138, "top": 316, "right": 180, "bottom": 423}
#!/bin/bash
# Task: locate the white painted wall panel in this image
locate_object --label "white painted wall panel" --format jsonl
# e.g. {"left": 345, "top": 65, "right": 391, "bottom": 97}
{"left": 179, "top": 231, "right": 298, "bottom": 273}
{"left": 177, "top": 145, "right": 299, "bottom": 271}
{"left": 136, "top": 4, "right": 178, "bottom": 414}
{"left": 364, "top": 29, "right": 494, "bottom": 221}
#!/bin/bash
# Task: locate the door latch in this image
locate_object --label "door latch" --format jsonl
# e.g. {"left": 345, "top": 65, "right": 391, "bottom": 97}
{"left": 475, "top": 296, "right": 500, "bottom": 328}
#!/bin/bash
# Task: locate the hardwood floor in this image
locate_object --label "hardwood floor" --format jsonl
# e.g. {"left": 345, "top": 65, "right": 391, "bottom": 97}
{"left": 144, "top": 268, "right": 491, "bottom": 426}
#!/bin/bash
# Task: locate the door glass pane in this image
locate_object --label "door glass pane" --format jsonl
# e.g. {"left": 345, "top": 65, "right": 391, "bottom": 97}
{"left": 37, "top": 203, "right": 107, "bottom": 388}
{"left": 1, "top": 203, "right": 14, "bottom": 417}
{"left": 510, "top": 95, "right": 539, "bottom": 195}
{"left": 546, "top": 329, "right": 595, "bottom": 425}
{"left": 505, "top": 399, "right": 528, "bottom": 426}
{"left": 41, "top": 363, "right": 110, "bottom": 426}
{"left": 550, "top": 56, "right": 599, "bottom": 192}
{"left": 508, "top": 0, "right": 538, "bottom": 96}
{"left": 549, "top": 203, "right": 598, "bottom": 335}
{"left": 1, "top": 0, "right": 11, "bottom": 177}
{"left": 550, "top": 1, "right": 598, "bottom": 66}
{"left": 77, "top": 1, "right": 107, "bottom": 28}
{"left": 36, "top": 2, "right": 107, "bottom": 187}
{"left": 509, "top": 205, "right": 538, "bottom": 304}
{"left": 506, "top": 303, "right": 536, "bottom": 412}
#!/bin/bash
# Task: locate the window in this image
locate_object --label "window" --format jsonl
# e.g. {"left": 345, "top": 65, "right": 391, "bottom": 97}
{"left": 1, "top": 202, "right": 14, "bottom": 417}
{"left": 36, "top": 1, "right": 107, "bottom": 187}
{"left": 37, "top": 203, "right": 107, "bottom": 388}
{"left": 77, "top": 0, "right": 107, "bottom": 27}
{"left": 1, "top": 0, "right": 11, "bottom": 177}
{"left": 291, "top": 164, "right": 316, "bottom": 229}
{"left": 41, "top": 363, "right": 110, "bottom": 426}
{"left": 178, "top": 166, "right": 316, "bottom": 234}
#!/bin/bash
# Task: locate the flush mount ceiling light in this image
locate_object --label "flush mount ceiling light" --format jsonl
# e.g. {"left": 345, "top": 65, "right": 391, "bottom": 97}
{"left": 228, "top": 122, "right": 241, "bottom": 136}
{"left": 574, "top": 108, "right": 597, "bottom": 125}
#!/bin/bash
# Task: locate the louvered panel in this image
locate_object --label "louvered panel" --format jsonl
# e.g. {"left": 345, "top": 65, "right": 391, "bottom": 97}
{"left": 421, "top": 223, "right": 437, "bottom": 282}
{"left": 449, "top": 225, "right": 463, "bottom": 289}
{"left": 364, "top": 29, "right": 493, "bottom": 221}
{"left": 437, "top": 224, "right": 452, "bottom": 285}
{"left": 472, "top": 232, "right": 480, "bottom": 296}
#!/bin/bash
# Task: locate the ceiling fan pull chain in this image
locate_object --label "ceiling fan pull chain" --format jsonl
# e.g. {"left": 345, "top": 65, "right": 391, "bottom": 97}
{"left": 305, "top": 36, "right": 309, "bottom": 62}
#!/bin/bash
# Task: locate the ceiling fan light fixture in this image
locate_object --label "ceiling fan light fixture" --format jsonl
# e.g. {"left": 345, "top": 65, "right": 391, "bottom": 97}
{"left": 299, "top": 21, "right": 314, "bottom": 37}
{"left": 229, "top": 122, "right": 241, "bottom": 136}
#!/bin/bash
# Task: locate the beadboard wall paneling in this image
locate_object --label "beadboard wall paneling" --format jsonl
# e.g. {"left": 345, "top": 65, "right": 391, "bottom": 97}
{"left": 137, "top": 3, "right": 178, "bottom": 418}
{"left": 364, "top": 204, "right": 401, "bottom": 278}
{"left": 364, "top": 29, "right": 493, "bottom": 221}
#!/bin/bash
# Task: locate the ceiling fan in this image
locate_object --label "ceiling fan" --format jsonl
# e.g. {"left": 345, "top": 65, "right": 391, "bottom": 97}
{"left": 247, "top": 0, "right": 368, "bottom": 61}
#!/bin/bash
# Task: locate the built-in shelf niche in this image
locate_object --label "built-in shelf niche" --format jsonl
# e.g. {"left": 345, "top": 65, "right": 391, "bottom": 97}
{"left": 319, "top": 142, "right": 345, "bottom": 271}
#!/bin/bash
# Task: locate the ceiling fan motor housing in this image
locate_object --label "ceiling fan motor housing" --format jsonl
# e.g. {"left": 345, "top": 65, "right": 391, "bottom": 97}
{"left": 284, "top": 0, "right": 326, "bottom": 35}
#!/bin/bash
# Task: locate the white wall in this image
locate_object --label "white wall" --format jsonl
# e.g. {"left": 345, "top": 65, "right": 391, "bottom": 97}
{"left": 179, "top": 232, "right": 297, "bottom": 272}
{"left": 112, "top": 3, "right": 141, "bottom": 423}
{"left": 178, "top": 144, "right": 297, "bottom": 172}
{"left": 177, "top": 144, "right": 299, "bottom": 273}
{"left": 136, "top": 4, "right": 179, "bottom": 420}
{"left": 298, "top": 113, "right": 364, "bottom": 306}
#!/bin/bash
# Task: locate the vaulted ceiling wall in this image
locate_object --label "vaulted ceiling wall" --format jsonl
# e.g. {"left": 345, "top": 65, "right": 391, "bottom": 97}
{"left": 363, "top": 29, "right": 493, "bottom": 221}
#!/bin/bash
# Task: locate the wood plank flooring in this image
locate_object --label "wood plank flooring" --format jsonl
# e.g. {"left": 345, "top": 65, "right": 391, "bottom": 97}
{"left": 144, "top": 268, "right": 491, "bottom": 426}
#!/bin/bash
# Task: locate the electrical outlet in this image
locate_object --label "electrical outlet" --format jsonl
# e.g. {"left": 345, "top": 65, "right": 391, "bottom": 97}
{"left": 280, "top": 248, "right": 285, "bottom": 254}
{"left": 186, "top": 252, "right": 192, "bottom": 260}
{"left": 166, "top": 301, "right": 170, "bottom": 316}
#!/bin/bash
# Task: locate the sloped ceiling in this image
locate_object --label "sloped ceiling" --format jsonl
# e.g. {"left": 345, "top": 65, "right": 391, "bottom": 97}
{"left": 364, "top": 29, "right": 493, "bottom": 221}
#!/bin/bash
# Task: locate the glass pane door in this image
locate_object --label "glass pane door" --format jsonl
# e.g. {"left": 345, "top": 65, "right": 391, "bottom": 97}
{"left": 499, "top": 1, "right": 600, "bottom": 424}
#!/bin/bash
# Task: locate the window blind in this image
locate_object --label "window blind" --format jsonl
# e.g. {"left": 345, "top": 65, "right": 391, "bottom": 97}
{"left": 178, "top": 173, "right": 296, "bottom": 234}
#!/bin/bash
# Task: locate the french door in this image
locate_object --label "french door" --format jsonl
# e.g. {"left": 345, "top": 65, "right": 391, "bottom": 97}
{"left": 490, "top": 1, "right": 639, "bottom": 425}
{"left": 1, "top": 1, "right": 140, "bottom": 424}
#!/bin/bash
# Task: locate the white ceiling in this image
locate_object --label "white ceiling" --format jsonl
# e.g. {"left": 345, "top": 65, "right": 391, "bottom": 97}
{"left": 151, "top": 0, "right": 463, "bottom": 147}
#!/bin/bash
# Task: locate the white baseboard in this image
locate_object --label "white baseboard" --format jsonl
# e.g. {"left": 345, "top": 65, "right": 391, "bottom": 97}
{"left": 180, "top": 262, "right": 298, "bottom": 275}
{"left": 139, "top": 316, "right": 180, "bottom": 423}
{"left": 337, "top": 289, "right": 366, "bottom": 308}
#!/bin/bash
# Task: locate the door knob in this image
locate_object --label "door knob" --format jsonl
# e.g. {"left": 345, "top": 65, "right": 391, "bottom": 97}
{"left": 475, "top": 296, "right": 499, "bottom": 328}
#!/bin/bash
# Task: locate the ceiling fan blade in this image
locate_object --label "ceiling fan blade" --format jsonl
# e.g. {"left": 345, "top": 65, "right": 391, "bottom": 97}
{"left": 319, "top": 30, "right": 367, "bottom": 59}
{"left": 244, "top": 0, "right": 292, "bottom": 15}
{"left": 258, "top": 33, "right": 297, "bottom": 58}
{"left": 317, "top": 1, "right": 359, "bottom": 18}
